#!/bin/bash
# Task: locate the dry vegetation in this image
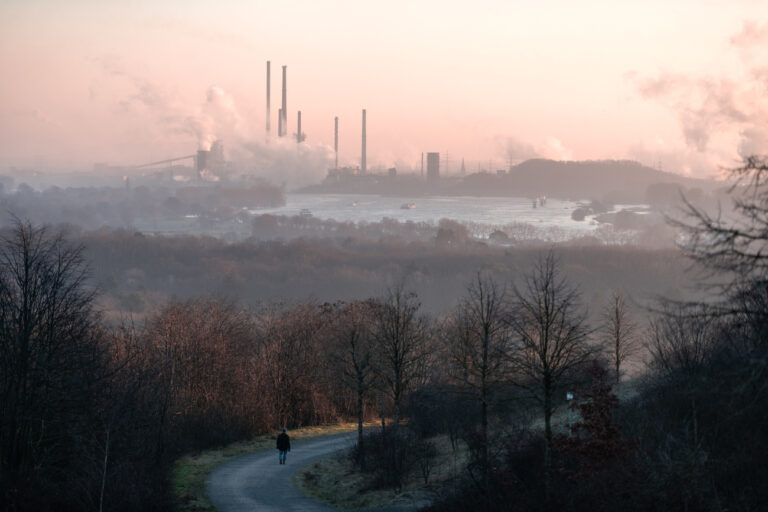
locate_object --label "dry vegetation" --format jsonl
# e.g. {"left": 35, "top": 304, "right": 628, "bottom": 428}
{"left": 173, "top": 423, "right": 369, "bottom": 512}
{"left": 2, "top": 157, "right": 766, "bottom": 512}
{"left": 295, "top": 434, "right": 467, "bottom": 510}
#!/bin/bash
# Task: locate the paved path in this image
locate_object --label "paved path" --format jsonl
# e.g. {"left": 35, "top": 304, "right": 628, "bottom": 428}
{"left": 206, "top": 432, "right": 422, "bottom": 512}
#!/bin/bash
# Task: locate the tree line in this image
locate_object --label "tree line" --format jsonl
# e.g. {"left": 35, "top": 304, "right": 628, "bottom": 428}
{"left": 422, "top": 157, "right": 768, "bottom": 511}
{"left": 1, "top": 157, "right": 766, "bottom": 511}
{"left": 0, "top": 217, "right": 645, "bottom": 510}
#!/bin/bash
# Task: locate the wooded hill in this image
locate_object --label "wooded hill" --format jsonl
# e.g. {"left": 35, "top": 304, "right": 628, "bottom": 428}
{"left": 460, "top": 159, "right": 718, "bottom": 203}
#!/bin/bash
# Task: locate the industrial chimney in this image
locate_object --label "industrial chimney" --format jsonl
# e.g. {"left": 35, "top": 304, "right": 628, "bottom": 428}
{"left": 334, "top": 116, "right": 339, "bottom": 170}
{"left": 266, "top": 61, "right": 271, "bottom": 138}
{"left": 196, "top": 149, "right": 209, "bottom": 180}
{"left": 280, "top": 65, "right": 287, "bottom": 137}
{"left": 297, "top": 111, "right": 302, "bottom": 143}
{"left": 278, "top": 108, "right": 283, "bottom": 138}
{"left": 361, "top": 109, "right": 367, "bottom": 174}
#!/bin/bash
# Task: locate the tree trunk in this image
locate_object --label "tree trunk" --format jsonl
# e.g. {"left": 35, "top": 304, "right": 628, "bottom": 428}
{"left": 481, "top": 333, "right": 489, "bottom": 483}
{"left": 99, "top": 426, "right": 110, "bottom": 512}
{"left": 357, "top": 377, "right": 364, "bottom": 468}
{"left": 543, "top": 375, "right": 553, "bottom": 501}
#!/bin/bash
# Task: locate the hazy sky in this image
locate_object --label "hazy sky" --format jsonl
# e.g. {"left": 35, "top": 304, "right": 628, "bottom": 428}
{"left": 1, "top": 0, "right": 766, "bottom": 181}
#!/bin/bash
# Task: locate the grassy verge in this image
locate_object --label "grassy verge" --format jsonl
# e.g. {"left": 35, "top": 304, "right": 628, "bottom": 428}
{"left": 172, "top": 422, "right": 371, "bottom": 512}
{"left": 294, "top": 434, "right": 468, "bottom": 510}
{"left": 294, "top": 381, "right": 642, "bottom": 510}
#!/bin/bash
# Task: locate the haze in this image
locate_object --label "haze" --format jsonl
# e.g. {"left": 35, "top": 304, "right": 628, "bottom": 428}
{"left": 2, "top": 0, "right": 767, "bottom": 180}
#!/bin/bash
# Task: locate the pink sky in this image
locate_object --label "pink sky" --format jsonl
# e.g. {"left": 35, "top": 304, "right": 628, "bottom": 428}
{"left": 1, "top": 0, "right": 766, "bottom": 183}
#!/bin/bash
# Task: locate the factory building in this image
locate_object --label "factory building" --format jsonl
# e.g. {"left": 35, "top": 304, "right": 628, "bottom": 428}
{"left": 195, "top": 140, "right": 226, "bottom": 180}
{"left": 426, "top": 152, "right": 440, "bottom": 182}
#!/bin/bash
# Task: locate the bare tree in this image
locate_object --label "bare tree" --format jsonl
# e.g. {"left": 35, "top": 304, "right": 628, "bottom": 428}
{"left": 255, "top": 302, "right": 335, "bottom": 428}
{"left": 601, "top": 291, "right": 639, "bottom": 383}
{"left": 371, "top": 284, "right": 430, "bottom": 489}
{"left": 506, "top": 251, "right": 592, "bottom": 483}
{"left": 447, "top": 272, "right": 511, "bottom": 482}
{"left": 669, "top": 155, "right": 768, "bottom": 333}
{"left": 646, "top": 303, "right": 718, "bottom": 375}
{"left": 0, "top": 220, "right": 104, "bottom": 507}
{"left": 372, "top": 285, "right": 431, "bottom": 429}
{"left": 144, "top": 298, "right": 256, "bottom": 458}
{"left": 326, "top": 300, "right": 377, "bottom": 463}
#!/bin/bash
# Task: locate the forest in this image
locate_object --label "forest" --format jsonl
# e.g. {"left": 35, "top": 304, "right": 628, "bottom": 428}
{"left": 0, "top": 157, "right": 766, "bottom": 511}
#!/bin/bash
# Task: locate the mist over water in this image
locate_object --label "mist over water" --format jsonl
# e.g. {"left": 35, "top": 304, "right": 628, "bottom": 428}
{"left": 253, "top": 193, "right": 647, "bottom": 233}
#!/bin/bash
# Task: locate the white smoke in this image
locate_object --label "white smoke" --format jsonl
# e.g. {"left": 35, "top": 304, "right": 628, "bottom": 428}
{"left": 100, "top": 60, "right": 332, "bottom": 187}
{"left": 634, "top": 20, "right": 768, "bottom": 169}
{"left": 541, "top": 136, "right": 573, "bottom": 161}
{"left": 496, "top": 134, "right": 574, "bottom": 164}
{"left": 237, "top": 137, "right": 333, "bottom": 188}
{"left": 738, "top": 127, "right": 768, "bottom": 158}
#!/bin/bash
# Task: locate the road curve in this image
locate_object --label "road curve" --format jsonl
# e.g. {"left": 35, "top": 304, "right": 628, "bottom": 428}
{"left": 206, "top": 432, "right": 354, "bottom": 512}
{"left": 206, "top": 432, "right": 422, "bottom": 512}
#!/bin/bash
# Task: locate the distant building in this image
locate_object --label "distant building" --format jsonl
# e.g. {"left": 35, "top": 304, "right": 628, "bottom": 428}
{"left": 426, "top": 152, "right": 440, "bottom": 182}
{"left": 209, "top": 140, "right": 225, "bottom": 168}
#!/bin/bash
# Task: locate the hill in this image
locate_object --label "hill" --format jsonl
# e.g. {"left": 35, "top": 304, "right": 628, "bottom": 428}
{"left": 460, "top": 159, "right": 718, "bottom": 202}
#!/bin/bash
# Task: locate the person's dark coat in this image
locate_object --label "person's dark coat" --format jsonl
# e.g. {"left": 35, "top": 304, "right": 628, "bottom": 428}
{"left": 276, "top": 432, "right": 291, "bottom": 451}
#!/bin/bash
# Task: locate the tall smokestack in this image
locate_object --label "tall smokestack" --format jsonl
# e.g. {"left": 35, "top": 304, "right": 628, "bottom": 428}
{"left": 334, "top": 116, "right": 339, "bottom": 170}
{"left": 280, "top": 65, "right": 287, "bottom": 137}
{"left": 297, "top": 111, "right": 302, "bottom": 143}
{"left": 278, "top": 108, "right": 283, "bottom": 138}
{"left": 361, "top": 109, "right": 367, "bottom": 174}
{"left": 266, "top": 61, "right": 271, "bottom": 138}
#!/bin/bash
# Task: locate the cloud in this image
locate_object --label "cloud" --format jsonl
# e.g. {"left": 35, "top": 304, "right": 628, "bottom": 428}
{"left": 738, "top": 127, "right": 768, "bottom": 158}
{"left": 638, "top": 75, "right": 749, "bottom": 152}
{"left": 3, "top": 108, "right": 60, "bottom": 127}
{"left": 730, "top": 21, "right": 768, "bottom": 47}
{"left": 634, "top": 22, "right": 768, "bottom": 164}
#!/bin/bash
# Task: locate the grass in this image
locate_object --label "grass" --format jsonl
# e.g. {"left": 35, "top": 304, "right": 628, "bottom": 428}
{"left": 173, "top": 380, "right": 643, "bottom": 511}
{"left": 171, "top": 422, "right": 371, "bottom": 512}
{"left": 294, "top": 380, "right": 643, "bottom": 510}
{"left": 294, "top": 434, "right": 469, "bottom": 510}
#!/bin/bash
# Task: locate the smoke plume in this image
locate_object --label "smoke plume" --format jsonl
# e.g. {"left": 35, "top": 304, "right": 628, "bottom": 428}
{"left": 103, "top": 61, "right": 331, "bottom": 187}
{"left": 635, "top": 21, "right": 768, "bottom": 162}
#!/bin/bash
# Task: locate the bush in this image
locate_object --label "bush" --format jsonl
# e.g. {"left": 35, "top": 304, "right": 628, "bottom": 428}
{"left": 352, "top": 426, "right": 438, "bottom": 490}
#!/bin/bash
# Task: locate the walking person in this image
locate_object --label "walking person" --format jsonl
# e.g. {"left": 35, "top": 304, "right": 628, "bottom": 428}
{"left": 276, "top": 428, "right": 291, "bottom": 465}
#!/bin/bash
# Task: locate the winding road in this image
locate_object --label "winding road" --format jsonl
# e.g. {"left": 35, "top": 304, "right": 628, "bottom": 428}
{"left": 205, "top": 432, "right": 421, "bottom": 512}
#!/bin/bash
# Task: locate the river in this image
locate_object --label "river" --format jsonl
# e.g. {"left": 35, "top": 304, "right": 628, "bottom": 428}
{"left": 252, "top": 193, "right": 644, "bottom": 234}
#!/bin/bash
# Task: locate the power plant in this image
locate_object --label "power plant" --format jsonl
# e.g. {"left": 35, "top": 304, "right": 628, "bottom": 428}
{"left": 427, "top": 152, "right": 440, "bottom": 182}
{"left": 131, "top": 59, "right": 399, "bottom": 184}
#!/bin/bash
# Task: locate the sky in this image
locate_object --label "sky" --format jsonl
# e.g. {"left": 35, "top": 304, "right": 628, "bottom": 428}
{"left": 1, "top": 0, "right": 767, "bottom": 184}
